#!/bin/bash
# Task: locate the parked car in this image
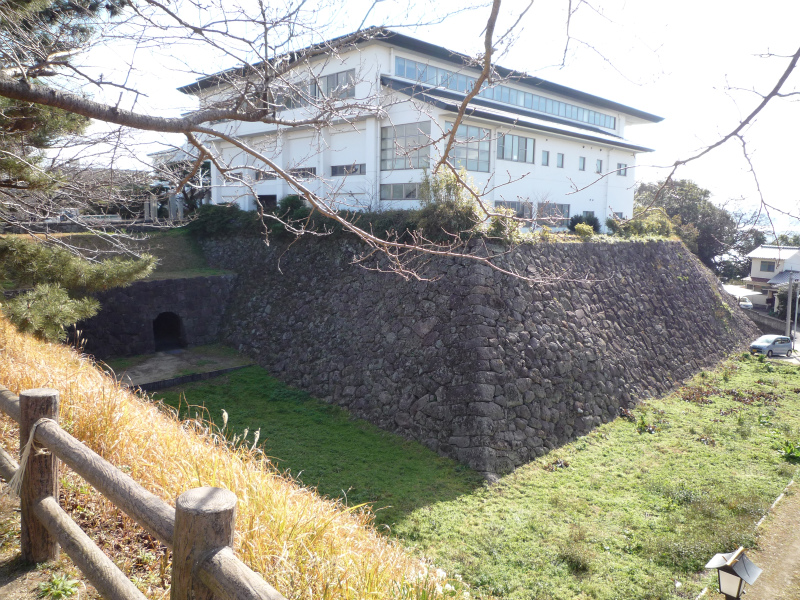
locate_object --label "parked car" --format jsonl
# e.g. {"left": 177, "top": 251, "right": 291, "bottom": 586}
{"left": 739, "top": 297, "right": 753, "bottom": 309}
{"left": 749, "top": 335, "right": 793, "bottom": 357}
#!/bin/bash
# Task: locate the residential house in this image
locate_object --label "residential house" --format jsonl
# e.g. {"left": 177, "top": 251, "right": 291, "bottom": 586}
{"left": 176, "top": 29, "right": 662, "bottom": 227}
{"left": 744, "top": 245, "right": 800, "bottom": 309}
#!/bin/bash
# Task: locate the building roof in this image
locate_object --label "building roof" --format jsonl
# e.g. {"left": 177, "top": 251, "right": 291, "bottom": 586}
{"left": 177, "top": 28, "right": 663, "bottom": 124}
{"left": 746, "top": 245, "right": 800, "bottom": 260}
{"left": 381, "top": 77, "right": 654, "bottom": 152}
{"left": 768, "top": 270, "right": 800, "bottom": 286}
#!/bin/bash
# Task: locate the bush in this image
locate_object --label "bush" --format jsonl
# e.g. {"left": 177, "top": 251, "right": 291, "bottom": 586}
{"left": 568, "top": 214, "right": 601, "bottom": 233}
{"left": 574, "top": 223, "right": 594, "bottom": 239}
{"left": 417, "top": 168, "right": 480, "bottom": 243}
{"left": 188, "top": 204, "right": 261, "bottom": 237}
{"left": 606, "top": 209, "right": 674, "bottom": 238}
{"left": 486, "top": 206, "right": 523, "bottom": 245}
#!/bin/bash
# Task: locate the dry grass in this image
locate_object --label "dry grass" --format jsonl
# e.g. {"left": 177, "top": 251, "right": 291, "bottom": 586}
{"left": 0, "top": 317, "right": 447, "bottom": 600}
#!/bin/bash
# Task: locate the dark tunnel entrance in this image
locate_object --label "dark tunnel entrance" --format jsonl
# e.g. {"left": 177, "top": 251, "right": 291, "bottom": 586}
{"left": 153, "top": 312, "right": 186, "bottom": 351}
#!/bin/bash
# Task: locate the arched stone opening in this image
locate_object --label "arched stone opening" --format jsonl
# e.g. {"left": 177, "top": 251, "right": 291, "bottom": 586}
{"left": 153, "top": 312, "right": 186, "bottom": 351}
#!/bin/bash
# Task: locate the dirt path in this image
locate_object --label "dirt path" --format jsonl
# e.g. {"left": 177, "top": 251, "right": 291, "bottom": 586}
{"left": 741, "top": 482, "right": 800, "bottom": 600}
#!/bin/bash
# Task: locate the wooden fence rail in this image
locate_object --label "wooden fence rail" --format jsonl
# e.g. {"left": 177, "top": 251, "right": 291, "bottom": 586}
{"left": 0, "top": 386, "right": 286, "bottom": 600}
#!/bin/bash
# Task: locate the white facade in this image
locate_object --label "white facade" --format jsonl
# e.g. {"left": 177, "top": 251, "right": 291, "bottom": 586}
{"left": 178, "top": 31, "right": 662, "bottom": 228}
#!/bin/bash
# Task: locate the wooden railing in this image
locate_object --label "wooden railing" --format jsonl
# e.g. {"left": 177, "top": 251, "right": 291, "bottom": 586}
{"left": 0, "top": 386, "right": 286, "bottom": 600}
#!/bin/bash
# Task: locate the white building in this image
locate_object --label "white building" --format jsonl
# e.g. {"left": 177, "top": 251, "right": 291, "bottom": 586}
{"left": 176, "top": 29, "right": 662, "bottom": 227}
{"left": 744, "top": 245, "right": 800, "bottom": 308}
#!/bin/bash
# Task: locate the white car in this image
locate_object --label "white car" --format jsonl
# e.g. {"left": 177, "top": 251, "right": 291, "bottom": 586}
{"left": 739, "top": 297, "right": 753, "bottom": 309}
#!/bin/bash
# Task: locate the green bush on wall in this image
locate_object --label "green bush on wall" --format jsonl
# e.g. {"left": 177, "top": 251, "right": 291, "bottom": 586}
{"left": 568, "top": 214, "right": 601, "bottom": 233}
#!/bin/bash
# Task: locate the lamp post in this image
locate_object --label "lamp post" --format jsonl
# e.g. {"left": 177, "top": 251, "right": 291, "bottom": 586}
{"left": 705, "top": 547, "right": 762, "bottom": 600}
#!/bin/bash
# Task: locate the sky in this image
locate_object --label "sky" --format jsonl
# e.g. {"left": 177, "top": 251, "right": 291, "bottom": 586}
{"left": 79, "top": 0, "right": 800, "bottom": 233}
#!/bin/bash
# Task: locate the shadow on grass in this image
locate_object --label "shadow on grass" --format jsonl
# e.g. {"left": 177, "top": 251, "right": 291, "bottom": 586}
{"left": 153, "top": 366, "right": 485, "bottom": 529}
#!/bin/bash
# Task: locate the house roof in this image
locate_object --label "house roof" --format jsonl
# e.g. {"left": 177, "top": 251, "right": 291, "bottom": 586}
{"left": 746, "top": 245, "right": 800, "bottom": 260}
{"left": 381, "top": 76, "right": 654, "bottom": 153}
{"left": 768, "top": 270, "right": 800, "bottom": 286}
{"left": 177, "top": 28, "right": 663, "bottom": 124}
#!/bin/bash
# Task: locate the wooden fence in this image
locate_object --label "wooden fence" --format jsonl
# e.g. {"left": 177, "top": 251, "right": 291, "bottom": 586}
{"left": 0, "top": 386, "right": 286, "bottom": 600}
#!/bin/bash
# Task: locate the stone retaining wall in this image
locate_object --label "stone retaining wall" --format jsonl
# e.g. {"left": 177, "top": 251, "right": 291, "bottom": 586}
{"left": 77, "top": 275, "right": 236, "bottom": 358}
{"left": 200, "top": 237, "right": 760, "bottom": 477}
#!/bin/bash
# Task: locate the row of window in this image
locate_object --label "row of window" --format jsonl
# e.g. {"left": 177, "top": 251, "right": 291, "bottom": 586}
{"left": 395, "top": 57, "right": 617, "bottom": 130}
{"left": 380, "top": 123, "right": 629, "bottom": 175}
{"left": 281, "top": 68, "right": 356, "bottom": 109}
{"left": 250, "top": 164, "right": 367, "bottom": 181}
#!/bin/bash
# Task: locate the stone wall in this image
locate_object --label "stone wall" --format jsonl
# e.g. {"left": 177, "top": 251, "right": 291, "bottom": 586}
{"left": 77, "top": 275, "right": 236, "bottom": 358}
{"left": 199, "top": 237, "right": 758, "bottom": 477}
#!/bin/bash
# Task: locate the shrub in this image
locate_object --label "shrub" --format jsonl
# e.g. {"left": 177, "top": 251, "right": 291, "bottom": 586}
{"left": 574, "top": 223, "right": 594, "bottom": 239}
{"left": 188, "top": 204, "right": 261, "bottom": 237}
{"left": 486, "top": 206, "right": 523, "bottom": 245}
{"left": 606, "top": 208, "right": 674, "bottom": 238}
{"left": 417, "top": 168, "right": 480, "bottom": 243}
{"left": 568, "top": 214, "right": 600, "bottom": 233}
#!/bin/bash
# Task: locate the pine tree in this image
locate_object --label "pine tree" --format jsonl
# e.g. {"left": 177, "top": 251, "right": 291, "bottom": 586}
{"left": 0, "top": 237, "right": 154, "bottom": 341}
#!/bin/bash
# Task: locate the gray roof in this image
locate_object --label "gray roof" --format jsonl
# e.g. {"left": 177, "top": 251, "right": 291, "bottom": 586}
{"left": 768, "top": 270, "right": 800, "bottom": 286}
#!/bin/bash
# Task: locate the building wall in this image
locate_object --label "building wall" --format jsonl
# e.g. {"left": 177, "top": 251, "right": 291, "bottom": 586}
{"left": 193, "top": 41, "right": 651, "bottom": 226}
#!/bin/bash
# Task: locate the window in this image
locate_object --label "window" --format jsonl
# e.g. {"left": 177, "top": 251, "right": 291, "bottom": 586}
{"left": 760, "top": 261, "right": 776, "bottom": 272}
{"left": 255, "top": 170, "right": 277, "bottom": 181}
{"left": 613, "top": 211, "right": 624, "bottom": 219}
{"left": 596, "top": 159, "right": 603, "bottom": 174}
{"left": 542, "top": 150, "right": 550, "bottom": 166}
{"left": 557, "top": 153, "right": 564, "bottom": 168}
{"left": 537, "top": 202, "right": 570, "bottom": 227}
{"left": 313, "top": 69, "right": 356, "bottom": 99}
{"left": 381, "top": 122, "right": 431, "bottom": 170}
{"left": 288, "top": 167, "right": 317, "bottom": 179}
{"left": 578, "top": 157, "right": 586, "bottom": 171}
{"left": 495, "top": 200, "right": 533, "bottom": 219}
{"left": 380, "top": 183, "right": 420, "bottom": 200}
{"left": 257, "top": 195, "right": 277, "bottom": 210}
{"left": 497, "top": 134, "right": 535, "bottom": 163}
{"left": 582, "top": 211, "right": 595, "bottom": 218}
{"left": 395, "top": 56, "right": 617, "bottom": 130}
{"left": 617, "top": 163, "right": 628, "bottom": 176}
{"left": 331, "top": 164, "right": 366, "bottom": 176}
{"left": 446, "top": 122, "right": 491, "bottom": 172}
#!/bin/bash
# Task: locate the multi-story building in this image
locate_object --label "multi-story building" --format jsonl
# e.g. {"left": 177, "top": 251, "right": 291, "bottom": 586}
{"left": 176, "top": 29, "right": 662, "bottom": 227}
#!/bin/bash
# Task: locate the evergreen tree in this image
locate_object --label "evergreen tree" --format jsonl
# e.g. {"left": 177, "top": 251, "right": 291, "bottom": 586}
{"left": 0, "top": 237, "right": 154, "bottom": 341}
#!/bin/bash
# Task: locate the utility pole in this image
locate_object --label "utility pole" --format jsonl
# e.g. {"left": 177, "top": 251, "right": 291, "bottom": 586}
{"left": 787, "top": 276, "right": 797, "bottom": 338}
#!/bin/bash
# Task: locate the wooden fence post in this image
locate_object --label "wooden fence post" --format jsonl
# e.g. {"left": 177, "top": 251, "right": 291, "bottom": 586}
{"left": 19, "top": 388, "right": 60, "bottom": 563}
{"left": 172, "top": 487, "right": 237, "bottom": 600}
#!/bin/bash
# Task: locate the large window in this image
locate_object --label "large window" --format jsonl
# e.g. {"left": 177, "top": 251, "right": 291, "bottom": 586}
{"left": 395, "top": 56, "right": 617, "bottom": 130}
{"left": 497, "top": 134, "right": 534, "bottom": 163}
{"left": 760, "top": 261, "right": 776, "bottom": 272}
{"left": 537, "top": 202, "right": 570, "bottom": 227}
{"left": 446, "top": 123, "right": 491, "bottom": 172}
{"left": 331, "top": 164, "right": 366, "bottom": 176}
{"left": 288, "top": 167, "right": 316, "bottom": 179}
{"left": 313, "top": 69, "right": 356, "bottom": 99}
{"left": 381, "top": 122, "right": 431, "bottom": 170}
{"left": 495, "top": 200, "right": 533, "bottom": 218}
{"left": 380, "top": 183, "right": 420, "bottom": 200}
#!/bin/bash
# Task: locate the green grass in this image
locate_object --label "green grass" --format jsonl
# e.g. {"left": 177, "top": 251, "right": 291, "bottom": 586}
{"left": 154, "top": 367, "right": 484, "bottom": 528}
{"left": 155, "top": 355, "right": 800, "bottom": 599}
{"left": 60, "top": 228, "right": 228, "bottom": 280}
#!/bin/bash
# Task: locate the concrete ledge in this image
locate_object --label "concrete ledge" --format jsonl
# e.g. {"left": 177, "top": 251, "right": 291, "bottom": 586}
{"left": 131, "top": 364, "right": 254, "bottom": 393}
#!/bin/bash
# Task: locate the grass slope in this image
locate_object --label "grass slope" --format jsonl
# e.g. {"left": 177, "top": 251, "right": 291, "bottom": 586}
{"left": 156, "top": 367, "right": 484, "bottom": 528}
{"left": 158, "top": 355, "right": 800, "bottom": 600}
